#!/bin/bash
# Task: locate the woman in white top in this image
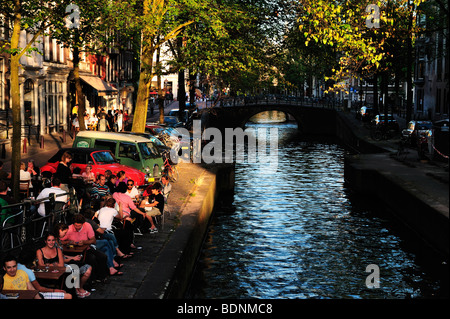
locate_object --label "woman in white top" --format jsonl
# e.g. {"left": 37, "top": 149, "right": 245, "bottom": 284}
{"left": 19, "top": 162, "right": 33, "bottom": 195}
{"left": 95, "top": 197, "right": 123, "bottom": 230}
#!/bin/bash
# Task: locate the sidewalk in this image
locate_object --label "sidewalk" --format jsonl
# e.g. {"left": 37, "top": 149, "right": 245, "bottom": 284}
{"left": 2, "top": 131, "right": 74, "bottom": 171}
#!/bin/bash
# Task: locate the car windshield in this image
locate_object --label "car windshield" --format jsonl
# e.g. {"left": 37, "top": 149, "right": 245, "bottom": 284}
{"left": 164, "top": 127, "right": 183, "bottom": 136}
{"left": 149, "top": 136, "right": 165, "bottom": 147}
{"left": 138, "top": 142, "right": 160, "bottom": 158}
{"left": 164, "top": 117, "right": 179, "bottom": 124}
{"left": 92, "top": 151, "right": 116, "bottom": 164}
{"left": 416, "top": 123, "right": 432, "bottom": 130}
{"left": 151, "top": 127, "right": 165, "bottom": 135}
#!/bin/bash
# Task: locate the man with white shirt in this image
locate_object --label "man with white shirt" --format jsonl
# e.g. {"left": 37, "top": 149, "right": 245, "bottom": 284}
{"left": 35, "top": 177, "right": 68, "bottom": 217}
{"left": 125, "top": 179, "right": 140, "bottom": 201}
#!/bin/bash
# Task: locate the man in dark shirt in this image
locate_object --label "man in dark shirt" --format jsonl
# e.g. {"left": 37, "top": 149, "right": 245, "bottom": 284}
{"left": 0, "top": 180, "right": 18, "bottom": 225}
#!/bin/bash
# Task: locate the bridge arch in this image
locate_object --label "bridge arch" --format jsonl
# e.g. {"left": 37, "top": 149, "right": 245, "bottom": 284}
{"left": 203, "top": 103, "right": 337, "bottom": 136}
{"left": 239, "top": 107, "right": 303, "bottom": 131}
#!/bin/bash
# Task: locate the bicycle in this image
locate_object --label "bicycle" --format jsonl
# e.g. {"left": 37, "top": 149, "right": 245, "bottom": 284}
{"left": 162, "top": 150, "right": 179, "bottom": 183}
{"left": 370, "top": 123, "right": 398, "bottom": 141}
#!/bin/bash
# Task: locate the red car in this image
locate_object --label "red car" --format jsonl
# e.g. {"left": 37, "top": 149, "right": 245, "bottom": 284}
{"left": 40, "top": 148, "right": 147, "bottom": 186}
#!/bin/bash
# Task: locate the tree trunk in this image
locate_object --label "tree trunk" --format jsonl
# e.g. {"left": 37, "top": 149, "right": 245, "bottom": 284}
{"left": 132, "top": 70, "right": 150, "bottom": 133}
{"left": 177, "top": 36, "right": 186, "bottom": 113}
{"left": 132, "top": 49, "right": 153, "bottom": 133}
{"left": 10, "top": 0, "right": 22, "bottom": 201}
{"left": 157, "top": 45, "right": 165, "bottom": 124}
{"left": 73, "top": 46, "right": 87, "bottom": 131}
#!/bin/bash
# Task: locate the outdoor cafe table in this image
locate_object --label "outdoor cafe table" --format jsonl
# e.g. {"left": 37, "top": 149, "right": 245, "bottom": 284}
{"left": 1, "top": 289, "right": 39, "bottom": 299}
{"left": 33, "top": 265, "right": 67, "bottom": 281}
{"left": 33, "top": 265, "right": 68, "bottom": 289}
{"left": 63, "top": 243, "right": 89, "bottom": 256}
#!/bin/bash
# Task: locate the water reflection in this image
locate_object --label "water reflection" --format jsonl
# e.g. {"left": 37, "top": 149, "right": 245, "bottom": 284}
{"left": 187, "top": 123, "right": 446, "bottom": 299}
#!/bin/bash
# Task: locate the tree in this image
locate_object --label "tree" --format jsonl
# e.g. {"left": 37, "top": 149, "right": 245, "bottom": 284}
{"left": 1, "top": 0, "right": 71, "bottom": 200}
{"left": 170, "top": 0, "right": 279, "bottom": 104}
{"left": 125, "top": 0, "right": 192, "bottom": 133}
{"left": 298, "top": 0, "right": 425, "bottom": 119}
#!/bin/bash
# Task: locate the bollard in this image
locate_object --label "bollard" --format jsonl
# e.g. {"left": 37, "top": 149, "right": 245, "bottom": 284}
{"left": 63, "top": 129, "right": 66, "bottom": 143}
{"left": 40, "top": 135, "right": 44, "bottom": 149}
{"left": 23, "top": 138, "right": 27, "bottom": 153}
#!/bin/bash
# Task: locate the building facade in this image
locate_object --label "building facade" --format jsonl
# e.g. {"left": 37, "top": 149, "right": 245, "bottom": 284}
{"left": 414, "top": 4, "right": 449, "bottom": 121}
{"left": 0, "top": 18, "right": 136, "bottom": 138}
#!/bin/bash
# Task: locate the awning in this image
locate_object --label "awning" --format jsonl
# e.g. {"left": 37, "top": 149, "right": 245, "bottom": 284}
{"left": 80, "top": 75, "right": 118, "bottom": 96}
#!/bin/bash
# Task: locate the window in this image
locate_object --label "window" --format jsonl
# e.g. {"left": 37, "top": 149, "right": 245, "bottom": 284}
{"left": 94, "top": 140, "right": 117, "bottom": 154}
{"left": 92, "top": 151, "right": 116, "bottom": 164}
{"left": 436, "top": 88, "right": 441, "bottom": 114}
{"left": 416, "top": 89, "right": 424, "bottom": 112}
{"left": 118, "top": 142, "right": 139, "bottom": 161}
{"left": 72, "top": 152, "right": 88, "bottom": 165}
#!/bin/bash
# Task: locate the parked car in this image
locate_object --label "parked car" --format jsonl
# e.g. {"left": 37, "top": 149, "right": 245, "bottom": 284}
{"left": 168, "top": 109, "right": 190, "bottom": 123}
{"left": 145, "top": 123, "right": 191, "bottom": 162}
{"left": 120, "top": 131, "right": 169, "bottom": 154}
{"left": 371, "top": 114, "right": 400, "bottom": 132}
{"left": 163, "top": 116, "right": 184, "bottom": 128}
{"left": 40, "top": 148, "right": 147, "bottom": 186}
{"left": 72, "top": 131, "right": 164, "bottom": 182}
{"left": 402, "top": 120, "right": 433, "bottom": 146}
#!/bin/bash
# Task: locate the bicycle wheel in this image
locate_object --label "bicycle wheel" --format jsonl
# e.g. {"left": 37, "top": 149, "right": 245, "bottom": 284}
{"left": 372, "top": 130, "right": 383, "bottom": 141}
{"left": 168, "top": 165, "right": 179, "bottom": 183}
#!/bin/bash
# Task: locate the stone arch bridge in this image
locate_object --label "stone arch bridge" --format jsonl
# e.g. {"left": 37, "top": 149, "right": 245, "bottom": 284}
{"left": 200, "top": 101, "right": 340, "bottom": 135}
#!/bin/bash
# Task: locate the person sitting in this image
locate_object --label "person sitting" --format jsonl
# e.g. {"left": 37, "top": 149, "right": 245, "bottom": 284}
{"left": 115, "top": 170, "right": 128, "bottom": 187}
{"left": 19, "top": 161, "right": 33, "bottom": 196}
{"left": 90, "top": 174, "right": 111, "bottom": 210}
{"left": 2, "top": 254, "right": 42, "bottom": 299}
{"left": 105, "top": 174, "right": 117, "bottom": 194}
{"left": 82, "top": 208, "right": 125, "bottom": 276}
{"left": 0, "top": 180, "right": 19, "bottom": 226}
{"left": 94, "top": 198, "right": 133, "bottom": 259}
{"left": 81, "top": 164, "right": 96, "bottom": 184}
{"left": 19, "top": 245, "right": 72, "bottom": 299}
{"left": 35, "top": 177, "right": 68, "bottom": 217}
{"left": 160, "top": 175, "right": 172, "bottom": 203}
{"left": 113, "top": 182, "right": 153, "bottom": 235}
{"left": 53, "top": 223, "right": 92, "bottom": 298}
{"left": 140, "top": 182, "right": 164, "bottom": 230}
{"left": 27, "top": 159, "right": 41, "bottom": 195}
{"left": 59, "top": 214, "right": 109, "bottom": 283}
{"left": 27, "top": 159, "right": 40, "bottom": 178}
{"left": 36, "top": 231, "right": 65, "bottom": 267}
{"left": 125, "top": 179, "right": 140, "bottom": 202}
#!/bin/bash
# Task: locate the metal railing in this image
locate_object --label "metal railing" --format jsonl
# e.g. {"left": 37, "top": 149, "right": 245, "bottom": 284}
{"left": 0, "top": 188, "right": 79, "bottom": 255}
{"left": 204, "top": 95, "right": 347, "bottom": 109}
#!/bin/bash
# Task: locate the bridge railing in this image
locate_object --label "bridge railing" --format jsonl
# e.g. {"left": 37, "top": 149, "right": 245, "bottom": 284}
{"left": 205, "top": 95, "right": 346, "bottom": 110}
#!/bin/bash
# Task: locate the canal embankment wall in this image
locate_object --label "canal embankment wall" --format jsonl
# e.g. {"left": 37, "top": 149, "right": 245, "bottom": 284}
{"left": 135, "top": 162, "right": 235, "bottom": 299}
{"left": 336, "top": 111, "right": 449, "bottom": 258}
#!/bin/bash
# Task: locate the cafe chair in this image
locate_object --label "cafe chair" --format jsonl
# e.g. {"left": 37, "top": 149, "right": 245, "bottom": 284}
{"left": 19, "top": 180, "right": 31, "bottom": 198}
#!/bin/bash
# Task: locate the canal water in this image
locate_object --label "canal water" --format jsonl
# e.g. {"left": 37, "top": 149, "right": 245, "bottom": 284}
{"left": 186, "top": 120, "right": 448, "bottom": 299}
